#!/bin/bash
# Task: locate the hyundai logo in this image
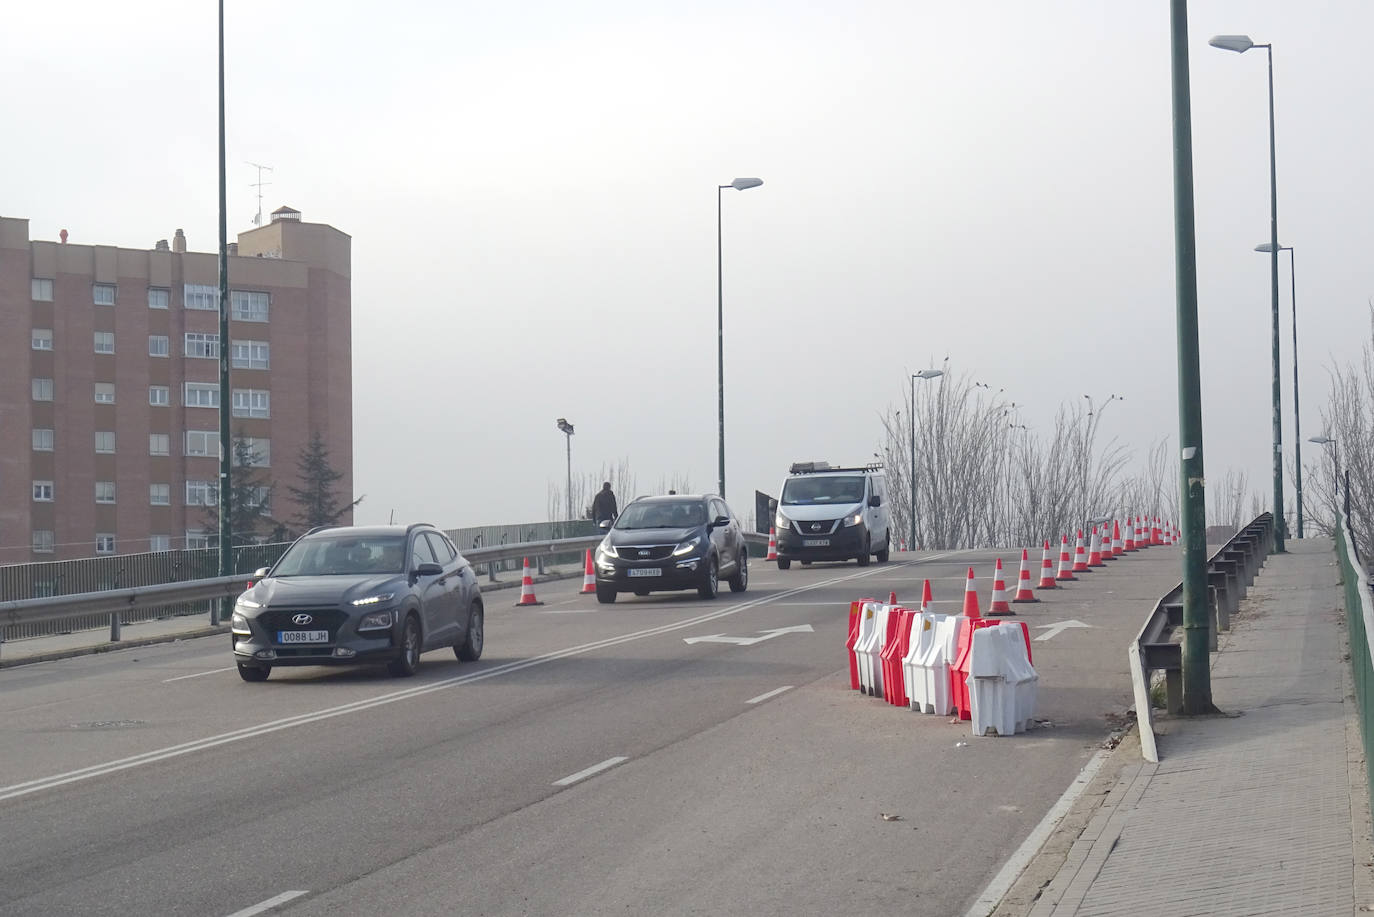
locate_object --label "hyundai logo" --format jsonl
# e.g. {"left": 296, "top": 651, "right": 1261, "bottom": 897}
{"left": 292, "top": 614, "right": 314, "bottom": 626}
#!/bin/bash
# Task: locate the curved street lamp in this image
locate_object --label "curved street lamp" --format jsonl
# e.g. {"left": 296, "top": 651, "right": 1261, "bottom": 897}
{"left": 716, "top": 177, "right": 763, "bottom": 501}
{"left": 556, "top": 418, "right": 574, "bottom": 521}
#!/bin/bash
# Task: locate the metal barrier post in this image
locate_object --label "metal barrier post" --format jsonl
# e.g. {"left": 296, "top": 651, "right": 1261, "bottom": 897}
{"left": 110, "top": 612, "right": 121, "bottom": 642}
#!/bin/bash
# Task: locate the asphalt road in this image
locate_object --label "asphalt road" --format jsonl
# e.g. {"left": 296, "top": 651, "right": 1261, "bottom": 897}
{"left": 0, "top": 545, "right": 1183, "bottom": 917}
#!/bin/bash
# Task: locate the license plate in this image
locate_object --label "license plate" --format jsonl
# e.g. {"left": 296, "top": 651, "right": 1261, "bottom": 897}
{"left": 803, "top": 539, "right": 830, "bottom": 547}
{"left": 278, "top": 630, "right": 329, "bottom": 644}
{"left": 627, "top": 568, "right": 661, "bottom": 578}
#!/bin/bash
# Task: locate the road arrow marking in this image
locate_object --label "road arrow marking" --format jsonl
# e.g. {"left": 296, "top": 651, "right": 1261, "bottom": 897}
{"left": 683, "top": 624, "right": 814, "bottom": 646}
{"left": 1034, "top": 620, "right": 1092, "bottom": 642}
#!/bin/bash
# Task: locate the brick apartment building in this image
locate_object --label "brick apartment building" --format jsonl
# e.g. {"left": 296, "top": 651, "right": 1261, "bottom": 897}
{"left": 0, "top": 207, "right": 353, "bottom": 562}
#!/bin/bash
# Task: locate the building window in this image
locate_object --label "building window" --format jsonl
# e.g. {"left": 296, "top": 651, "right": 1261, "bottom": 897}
{"left": 32, "top": 329, "right": 53, "bottom": 351}
{"left": 96, "top": 534, "right": 116, "bottom": 555}
{"left": 185, "top": 530, "right": 211, "bottom": 550}
{"left": 249, "top": 486, "right": 273, "bottom": 514}
{"left": 33, "top": 429, "right": 54, "bottom": 451}
{"left": 94, "top": 431, "right": 116, "bottom": 454}
{"left": 33, "top": 481, "right": 54, "bottom": 502}
{"left": 232, "top": 389, "right": 270, "bottom": 419}
{"left": 96, "top": 481, "right": 116, "bottom": 504}
{"left": 149, "top": 433, "right": 170, "bottom": 456}
{"left": 148, "top": 287, "right": 169, "bottom": 309}
{"left": 235, "top": 437, "right": 271, "bottom": 467}
{"left": 184, "top": 283, "right": 218, "bottom": 310}
{"left": 94, "top": 331, "right": 115, "bottom": 354}
{"left": 185, "top": 481, "right": 217, "bottom": 507}
{"left": 184, "top": 332, "right": 219, "bottom": 359}
{"left": 32, "top": 531, "right": 55, "bottom": 554}
{"left": 31, "top": 278, "right": 53, "bottom": 301}
{"left": 185, "top": 430, "right": 219, "bottom": 457}
{"left": 150, "top": 484, "right": 170, "bottom": 506}
{"left": 149, "top": 535, "right": 171, "bottom": 552}
{"left": 149, "top": 335, "right": 170, "bottom": 357}
{"left": 184, "top": 382, "right": 219, "bottom": 408}
{"left": 231, "top": 340, "right": 270, "bottom": 370}
{"left": 149, "top": 385, "right": 170, "bottom": 407}
{"left": 32, "top": 378, "right": 54, "bottom": 401}
{"left": 94, "top": 382, "right": 115, "bottom": 404}
{"left": 231, "top": 290, "right": 270, "bottom": 322}
{"left": 93, "top": 284, "right": 117, "bottom": 306}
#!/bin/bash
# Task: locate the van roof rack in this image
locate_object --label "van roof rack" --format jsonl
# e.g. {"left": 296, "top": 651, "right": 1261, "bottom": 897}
{"left": 789, "top": 461, "right": 884, "bottom": 474}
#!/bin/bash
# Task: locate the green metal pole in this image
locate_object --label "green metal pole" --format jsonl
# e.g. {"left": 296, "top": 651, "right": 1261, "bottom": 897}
{"left": 716, "top": 184, "right": 725, "bottom": 500}
{"left": 1264, "top": 44, "right": 1286, "bottom": 552}
{"left": 909, "top": 375, "right": 916, "bottom": 553}
{"left": 1170, "top": 0, "right": 1214, "bottom": 714}
{"left": 1289, "top": 248, "right": 1302, "bottom": 538}
{"left": 216, "top": 0, "right": 233, "bottom": 621}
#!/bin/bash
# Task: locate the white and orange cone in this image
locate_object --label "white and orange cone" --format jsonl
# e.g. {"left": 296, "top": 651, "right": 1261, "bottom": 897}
{"left": 1038, "top": 540, "right": 1058, "bottom": 589}
{"left": 1013, "top": 549, "right": 1038, "bottom": 604}
{"left": 766, "top": 527, "right": 778, "bottom": 561}
{"left": 1111, "top": 520, "right": 1124, "bottom": 557}
{"left": 1072, "top": 530, "right": 1090, "bottom": 573}
{"left": 1087, "top": 526, "right": 1105, "bottom": 567}
{"left": 962, "top": 567, "right": 982, "bottom": 619}
{"left": 514, "top": 557, "right": 544, "bottom": 606}
{"left": 989, "top": 558, "right": 1012, "bottom": 615}
{"left": 1057, "top": 534, "right": 1078, "bottom": 581}
{"left": 1124, "top": 518, "right": 1137, "bottom": 551}
{"left": 580, "top": 549, "right": 597, "bottom": 594}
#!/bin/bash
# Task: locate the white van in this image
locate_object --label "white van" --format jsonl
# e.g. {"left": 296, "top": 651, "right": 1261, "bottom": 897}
{"left": 773, "top": 462, "right": 891, "bottom": 569}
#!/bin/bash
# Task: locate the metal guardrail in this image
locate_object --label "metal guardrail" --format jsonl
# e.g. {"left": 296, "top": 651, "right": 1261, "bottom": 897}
{"left": 1335, "top": 505, "right": 1374, "bottom": 810}
{"left": 1128, "top": 512, "right": 1274, "bottom": 762}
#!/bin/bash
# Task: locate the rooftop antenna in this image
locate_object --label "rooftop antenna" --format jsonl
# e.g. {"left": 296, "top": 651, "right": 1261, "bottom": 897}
{"left": 246, "top": 161, "right": 274, "bottom": 226}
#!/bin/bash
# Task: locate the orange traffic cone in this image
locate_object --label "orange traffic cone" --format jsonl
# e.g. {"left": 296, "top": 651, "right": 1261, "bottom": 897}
{"left": 580, "top": 549, "right": 596, "bottom": 594}
{"left": 888, "top": 590, "right": 898, "bottom": 605}
{"left": 989, "top": 558, "right": 1013, "bottom": 615}
{"left": 1013, "top": 548, "right": 1038, "bottom": 603}
{"left": 962, "top": 567, "right": 982, "bottom": 619}
{"left": 1087, "top": 526, "right": 1105, "bottom": 567}
{"left": 922, "top": 578, "right": 933, "bottom": 609}
{"left": 1111, "top": 520, "right": 1124, "bottom": 557}
{"left": 1072, "top": 530, "right": 1090, "bottom": 573}
{"left": 1057, "top": 534, "right": 1078, "bottom": 581}
{"left": 1124, "top": 518, "right": 1138, "bottom": 551}
{"left": 1038, "top": 540, "right": 1057, "bottom": 589}
{"left": 766, "top": 527, "right": 778, "bottom": 561}
{"left": 515, "top": 557, "right": 543, "bottom": 606}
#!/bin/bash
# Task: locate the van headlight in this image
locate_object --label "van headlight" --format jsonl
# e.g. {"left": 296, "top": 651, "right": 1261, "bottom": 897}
{"left": 842, "top": 512, "right": 864, "bottom": 527}
{"left": 774, "top": 513, "right": 791, "bottom": 533}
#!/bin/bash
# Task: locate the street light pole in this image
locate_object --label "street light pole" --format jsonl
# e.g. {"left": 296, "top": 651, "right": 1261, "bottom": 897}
{"left": 716, "top": 177, "right": 763, "bottom": 502}
{"left": 556, "top": 418, "right": 575, "bottom": 521}
{"left": 1257, "top": 242, "right": 1300, "bottom": 536}
{"left": 215, "top": 0, "right": 232, "bottom": 622}
{"left": 1211, "top": 33, "right": 1285, "bottom": 552}
{"left": 909, "top": 369, "right": 944, "bottom": 553}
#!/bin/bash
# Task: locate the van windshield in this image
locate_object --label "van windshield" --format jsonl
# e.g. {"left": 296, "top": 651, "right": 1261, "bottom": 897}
{"left": 781, "top": 475, "right": 865, "bottom": 506}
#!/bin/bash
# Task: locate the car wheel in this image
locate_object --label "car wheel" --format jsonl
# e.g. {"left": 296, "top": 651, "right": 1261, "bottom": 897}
{"left": 698, "top": 557, "right": 719, "bottom": 600}
{"left": 728, "top": 550, "right": 749, "bottom": 592}
{"left": 387, "top": 615, "right": 421, "bottom": 677}
{"left": 876, "top": 536, "right": 890, "bottom": 563}
{"left": 455, "top": 601, "right": 484, "bottom": 662}
{"left": 857, "top": 536, "right": 872, "bottom": 566}
{"left": 596, "top": 584, "right": 618, "bottom": 604}
{"left": 236, "top": 663, "right": 270, "bottom": 682}
{"left": 778, "top": 558, "right": 791, "bottom": 570}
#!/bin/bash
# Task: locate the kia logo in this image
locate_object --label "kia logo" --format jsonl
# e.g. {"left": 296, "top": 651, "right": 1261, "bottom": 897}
{"left": 639, "top": 550, "right": 650, "bottom": 557}
{"left": 292, "top": 614, "right": 313, "bottom": 626}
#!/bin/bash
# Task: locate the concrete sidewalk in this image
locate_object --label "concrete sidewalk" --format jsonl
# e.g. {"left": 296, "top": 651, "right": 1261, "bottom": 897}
{"left": 993, "top": 537, "right": 1374, "bottom": 916}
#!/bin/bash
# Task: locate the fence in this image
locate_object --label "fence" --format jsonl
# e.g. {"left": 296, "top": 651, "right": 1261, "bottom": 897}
{"left": 1336, "top": 510, "right": 1374, "bottom": 807}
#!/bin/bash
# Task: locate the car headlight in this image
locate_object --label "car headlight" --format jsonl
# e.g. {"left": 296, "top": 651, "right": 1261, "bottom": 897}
{"left": 775, "top": 513, "right": 791, "bottom": 533}
{"left": 597, "top": 543, "right": 619, "bottom": 560}
{"left": 357, "top": 609, "right": 395, "bottom": 631}
{"left": 672, "top": 535, "right": 703, "bottom": 556}
{"left": 350, "top": 592, "right": 395, "bottom": 606}
{"left": 230, "top": 613, "right": 251, "bottom": 635}
{"left": 842, "top": 512, "right": 864, "bottom": 527}
{"left": 236, "top": 596, "right": 262, "bottom": 609}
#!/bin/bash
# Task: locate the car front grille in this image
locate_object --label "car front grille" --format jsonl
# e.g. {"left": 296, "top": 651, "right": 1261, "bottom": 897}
{"left": 619, "top": 545, "right": 675, "bottom": 561}
{"left": 796, "top": 520, "right": 839, "bottom": 536}
{"left": 258, "top": 608, "right": 349, "bottom": 641}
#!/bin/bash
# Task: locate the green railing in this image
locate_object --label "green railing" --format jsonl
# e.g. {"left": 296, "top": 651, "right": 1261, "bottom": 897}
{"left": 1336, "top": 513, "right": 1374, "bottom": 806}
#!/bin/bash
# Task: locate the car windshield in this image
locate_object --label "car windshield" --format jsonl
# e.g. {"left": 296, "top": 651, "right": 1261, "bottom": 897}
{"left": 271, "top": 534, "right": 407, "bottom": 576}
{"left": 615, "top": 501, "right": 708, "bottom": 530}
{"left": 781, "top": 475, "right": 865, "bottom": 506}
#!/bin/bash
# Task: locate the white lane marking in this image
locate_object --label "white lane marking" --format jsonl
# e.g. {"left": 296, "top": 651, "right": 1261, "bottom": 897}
{"left": 162, "top": 667, "right": 236, "bottom": 683}
{"left": 683, "top": 624, "right": 813, "bottom": 646}
{"left": 746, "top": 686, "right": 793, "bottom": 705}
{"left": 225, "top": 890, "right": 309, "bottom": 917}
{"left": 553, "top": 756, "right": 628, "bottom": 787}
{"left": 0, "top": 556, "right": 954, "bottom": 804}
{"left": 770, "top": 602, "right": 847, "bottom": 607}
{"left": 1034, "top": 620, "right": 1092, "bottom": 641}
{"left": 542, "top": 608, "right": 599, "bottom": 614}
{"left": 962, "top": 748, "right": 1111, "bottom": 917}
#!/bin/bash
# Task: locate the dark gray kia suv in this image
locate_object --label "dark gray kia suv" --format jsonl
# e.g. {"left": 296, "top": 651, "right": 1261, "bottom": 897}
{"left": 593, "top": 494, "right": 748, "bottom": 603}
{"left": 230, "top": 523, "right": 483, "bottom": 682}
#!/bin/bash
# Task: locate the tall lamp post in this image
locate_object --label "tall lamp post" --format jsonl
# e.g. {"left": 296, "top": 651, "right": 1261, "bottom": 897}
{"left": 717, "top": 177, "right": 763, "bottom": 501}
{"left": 556, "top": 418, "right": 574, "bottom": 521}
{"left": 1210, "top": 33, "right": 1285, "bottom": 553}
{"left": 909, "top": 369, "right": 944, "bottom": 552}
{"left": 215, "top": 0, "right": 232, "bottom": 622}
{"left": 1256, "top": 241, "right": 1300, "bottom": 536}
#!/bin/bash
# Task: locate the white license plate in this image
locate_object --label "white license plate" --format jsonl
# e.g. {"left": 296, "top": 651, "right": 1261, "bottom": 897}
{"left": 627, "top": 568, "right": 661, "bottom": 578}
{"left": 803, "top": 539, "right": 830, "bottom": 547}
{"left": 278, "top": 630, "right": 329, "bottom": 644}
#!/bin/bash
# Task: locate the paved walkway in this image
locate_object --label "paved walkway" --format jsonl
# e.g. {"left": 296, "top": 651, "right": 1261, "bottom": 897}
{"left": 1005, "top": 537, "right": 1372, "bottom": 916}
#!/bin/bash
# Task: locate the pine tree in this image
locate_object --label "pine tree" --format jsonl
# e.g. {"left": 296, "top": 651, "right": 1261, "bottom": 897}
{"left": 288, "top": 431, "right": 363, "bottom": 533}
{"left": 202, "top": 435, "right": 276, "bottom": 546}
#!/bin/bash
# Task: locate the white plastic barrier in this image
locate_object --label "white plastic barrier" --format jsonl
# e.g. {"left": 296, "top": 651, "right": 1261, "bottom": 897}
{"left": 967, "top": 623, "right": 1039, "bottom": 737}
{"left": 910, "top": 613, "right": 962, "bottom": 715}
{"left": 901, "top": 612, "right": 933, "bottom": 708}
{"left": 856, "top": 602, "right": 890, "bottom": 697}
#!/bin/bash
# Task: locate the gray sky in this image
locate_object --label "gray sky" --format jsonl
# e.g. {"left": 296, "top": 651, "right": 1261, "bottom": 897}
{"left": 5, "top": 1, "right": 1371, "bottom": 527}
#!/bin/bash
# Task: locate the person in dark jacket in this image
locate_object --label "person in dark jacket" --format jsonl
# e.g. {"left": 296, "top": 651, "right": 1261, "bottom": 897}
{"left": 592, "top": 482, "right": 618, "bottom": 525}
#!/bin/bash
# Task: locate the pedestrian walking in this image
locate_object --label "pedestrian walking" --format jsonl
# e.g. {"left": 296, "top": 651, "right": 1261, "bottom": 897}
{"left": 592, "top": 482, "right": 618, "bottom": 525}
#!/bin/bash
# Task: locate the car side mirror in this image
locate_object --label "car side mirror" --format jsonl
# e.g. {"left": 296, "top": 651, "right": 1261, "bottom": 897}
{"left": 414, "top": 562, "right": 444, "bottom": 578}
{"left": 712, "top": 515, "right": 731, "bottom": 528}
{"left": 253, "top": 567, "right": 271, "bottom": 578}
{"left": 868, "top": 495, "right": 881, "bottom": 508}
{"left": 599, "top": 519, "right": 612, "bottom": 530}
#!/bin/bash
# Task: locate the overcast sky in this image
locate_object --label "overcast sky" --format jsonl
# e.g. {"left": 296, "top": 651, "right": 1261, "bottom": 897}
{"left": 5, "top": 1, "right": 1372, "bottom": 528}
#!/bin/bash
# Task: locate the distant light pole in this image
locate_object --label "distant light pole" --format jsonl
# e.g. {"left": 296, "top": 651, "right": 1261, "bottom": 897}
{"left": 1309, "top": 435, "right": 1339, "bottom": 516}
{"left": 717, "top": 177, "right": 763, "bottom": 501}
{"left": 556, "top": 418, "right": 575, "bottom": 521}
{"left": 1211, "top": 32, "right": 1285, "bottom": 553}
{"left": 215, "top": 0, "right": 232, "bottom": 622}
{"left": 909, "top": 370, "right": 944, "bottom": 552}
{"left": 1256, "top": 241, "right": 1301, "bottom": 536}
